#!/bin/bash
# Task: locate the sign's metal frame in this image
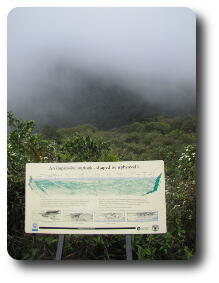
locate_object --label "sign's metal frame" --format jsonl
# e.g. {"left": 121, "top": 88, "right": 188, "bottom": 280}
{"left": 55, "top": 234, "right": 133, "bottom": 260}
{"left": 26, "top": 161, "right": 166, "bottom": 260}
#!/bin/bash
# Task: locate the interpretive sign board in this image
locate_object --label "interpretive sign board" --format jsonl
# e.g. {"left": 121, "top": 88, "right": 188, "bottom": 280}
{"left": 25, "top": 161, "right": 166, "bottom": 234}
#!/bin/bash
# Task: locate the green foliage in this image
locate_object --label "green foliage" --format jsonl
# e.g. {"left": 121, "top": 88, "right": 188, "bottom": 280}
{"left": 61, "top": 235, "right": 126, "bottom": 260}
{"left": 58, "top": 133, "right": 114, "bottom": 162}
{"left": 7, "top": 112, "right": 117, "bottom": 259}
{"left": 57, "top": 124, "right": 98, "bottom": 138}
{"left": 7, "top": 113, "right": 196, "bottom": 260}
{"left": 40, "top": 124, "right": 61, "bottom": 141}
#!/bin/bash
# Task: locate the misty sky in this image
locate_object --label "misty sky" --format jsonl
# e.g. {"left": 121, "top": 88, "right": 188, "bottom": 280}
{"left": 7, "top": 8, "right": 196, "bottom": 128}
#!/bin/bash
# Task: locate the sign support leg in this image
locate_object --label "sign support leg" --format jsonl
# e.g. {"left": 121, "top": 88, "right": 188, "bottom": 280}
{"left": 55, "top": 234, "right": 65, "bottom": 260}
{"left": 125, "top": 234, "right": 133, "bottom": 260}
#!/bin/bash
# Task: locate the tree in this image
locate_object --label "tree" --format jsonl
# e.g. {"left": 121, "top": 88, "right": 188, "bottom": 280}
{"left": 7, "top": 112, "right": 117, "bottom": 259}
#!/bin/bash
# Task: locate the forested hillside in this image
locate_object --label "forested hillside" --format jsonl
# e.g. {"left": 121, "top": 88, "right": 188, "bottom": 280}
{"left": 8, "top": 113, "right": 196, "bottom": 260}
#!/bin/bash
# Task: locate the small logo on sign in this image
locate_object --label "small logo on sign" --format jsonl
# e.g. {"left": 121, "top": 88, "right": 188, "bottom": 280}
{"left": 152, "top": 225, "right": 159, "bottom": 231}
{"left": 32, "top": 223, "right": 38, "bottom": 231}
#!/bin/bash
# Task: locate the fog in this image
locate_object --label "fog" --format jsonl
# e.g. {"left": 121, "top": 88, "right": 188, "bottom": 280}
{"left": 8, "top": 8, "right": 196, "bottom": 129}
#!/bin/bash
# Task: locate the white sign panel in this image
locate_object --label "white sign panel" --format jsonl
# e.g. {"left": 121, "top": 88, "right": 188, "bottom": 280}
{"left": 25, "top": 161, "right": 166, "bottom": 234}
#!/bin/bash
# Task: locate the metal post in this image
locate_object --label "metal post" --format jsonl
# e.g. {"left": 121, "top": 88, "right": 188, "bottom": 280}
{"left": 125, "top": 234, "right": 133, "bottom": 260}
{"left": 55, "top": 234, "right": 65, "bottom": 260}
{"left": 55, "top": 234, "right": 132, "bottom": 260}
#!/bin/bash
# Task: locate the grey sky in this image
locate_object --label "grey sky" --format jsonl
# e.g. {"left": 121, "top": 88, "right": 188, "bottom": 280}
{"left": 7, "top": 8, "right": 196, "bottom": 127}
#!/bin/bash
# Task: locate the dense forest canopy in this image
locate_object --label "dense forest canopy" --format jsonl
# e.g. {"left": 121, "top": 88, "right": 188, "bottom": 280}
{"left": 8, "top": 113, "right": 196, "bottom": 260}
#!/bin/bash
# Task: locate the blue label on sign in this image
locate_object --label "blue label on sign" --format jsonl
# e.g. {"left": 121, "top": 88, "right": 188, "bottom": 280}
{"left": 32, "top": 223, "right": 38, "bottom": 231}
